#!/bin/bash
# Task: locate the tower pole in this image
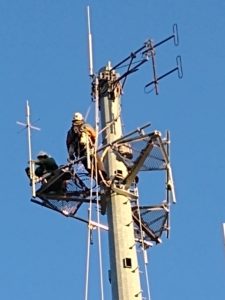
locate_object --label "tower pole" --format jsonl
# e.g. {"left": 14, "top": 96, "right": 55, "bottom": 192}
{"left": 98, "top": 63, "right": 142, "bottom": 300}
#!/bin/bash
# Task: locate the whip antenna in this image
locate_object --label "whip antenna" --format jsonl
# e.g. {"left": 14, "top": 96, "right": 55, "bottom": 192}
{"left": 87, "top": 6, "right": 94, "bottom": 76}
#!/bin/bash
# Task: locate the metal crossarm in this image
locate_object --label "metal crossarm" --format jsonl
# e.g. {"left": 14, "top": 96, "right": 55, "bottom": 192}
{"left": 123, "top": 139, "right": 155, "bottom": 188}
{"left": 121, "top": 131, "right": 166, "bottom": 188}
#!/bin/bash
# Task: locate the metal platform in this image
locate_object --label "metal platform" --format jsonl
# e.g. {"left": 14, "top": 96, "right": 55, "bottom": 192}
{"left": 31, "top": 128, "right": 175, "bottom": 245}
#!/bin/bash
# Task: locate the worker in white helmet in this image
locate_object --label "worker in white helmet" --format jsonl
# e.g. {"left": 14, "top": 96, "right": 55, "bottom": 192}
{"left": 66, "top": 112, "right": 95, "bottom": 161}
{"left": 66, "top": 112, "right": 108, "bottom": 182}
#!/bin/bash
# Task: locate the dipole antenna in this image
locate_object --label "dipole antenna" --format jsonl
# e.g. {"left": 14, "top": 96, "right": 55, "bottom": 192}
{"left": 111, "top": 24, "right": 182, "bottom": 95}
{"left": 17, "top": 101, "right": 40, "bottom": 197}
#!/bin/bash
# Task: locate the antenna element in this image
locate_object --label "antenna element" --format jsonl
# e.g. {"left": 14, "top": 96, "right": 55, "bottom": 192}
{"left": 87, "top": 6, "right": 94, "bottom": 76}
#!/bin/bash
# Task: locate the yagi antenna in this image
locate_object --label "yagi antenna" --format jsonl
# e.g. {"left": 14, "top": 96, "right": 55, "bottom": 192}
{"left": 17, "top": 100, "right": 40, "bottom": 197}
{"left": 111, "top": 24, "right": 182, "bottom": 95}
{"left": 87, "top": 6, "right": 94, "bottom": 77}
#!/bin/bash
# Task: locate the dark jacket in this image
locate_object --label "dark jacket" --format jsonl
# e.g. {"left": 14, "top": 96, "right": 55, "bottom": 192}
{"left": 35, "top": 157, "right": 58, "bottom": 177}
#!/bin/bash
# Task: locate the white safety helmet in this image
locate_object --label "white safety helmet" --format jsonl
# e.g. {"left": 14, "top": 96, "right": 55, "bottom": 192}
{"left": 37, "top": 150, "right": 49, "bottom": 158}
{"left": 72, "top": 112, "right": 83, "bottom": 122}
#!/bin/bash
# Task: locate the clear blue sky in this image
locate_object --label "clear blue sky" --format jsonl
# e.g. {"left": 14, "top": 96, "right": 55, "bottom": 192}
{"left": 1, "top": 1, "right": 225, "bottom": 299}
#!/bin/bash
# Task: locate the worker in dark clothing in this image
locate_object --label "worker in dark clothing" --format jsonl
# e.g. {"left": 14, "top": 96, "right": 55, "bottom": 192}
{"left": 34, "top": 151, "right": 58, "bottom": 178}
{"left": 25, "top": 151, "right": 67, "bottom": 193}
{"left": 25, "top": 151, "right": 58, "bottom": 180}
{"left": 66, "top": 112, "right": 108, "bottom": 183}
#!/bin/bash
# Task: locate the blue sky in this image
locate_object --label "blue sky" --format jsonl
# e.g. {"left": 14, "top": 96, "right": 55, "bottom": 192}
{"left": 1, "top": 1, "right": 225, "bottom": 299}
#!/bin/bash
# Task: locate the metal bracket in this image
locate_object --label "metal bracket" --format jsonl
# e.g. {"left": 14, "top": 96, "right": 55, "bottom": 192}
{"left": 111, "top": 184, "right": 138, "bottom": 200}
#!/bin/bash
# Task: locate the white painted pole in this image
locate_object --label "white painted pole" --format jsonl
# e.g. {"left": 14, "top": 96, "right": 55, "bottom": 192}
{"left": 26, "top": 101, "right": 37, "bottom": 197}
{"left": 99, "top": 63, "right": 142, "bottom": 300}
{"left": 17, "top": 101, "right": 40, "bottom": 197}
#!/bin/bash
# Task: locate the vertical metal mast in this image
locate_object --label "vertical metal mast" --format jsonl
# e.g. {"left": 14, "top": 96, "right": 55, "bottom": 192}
{"left": 17, "top": 101, "right": 40, "bottom": 197}
{"left": 98, "top": 63, "right": 142, "bottom": 300}
{"left": 26, "top": 101, "right": 33, "bottom": 175}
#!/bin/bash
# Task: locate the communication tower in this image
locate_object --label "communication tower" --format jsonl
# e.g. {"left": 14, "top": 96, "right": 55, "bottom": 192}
{"left": 21, "top": 8, "right": 182, "bottom": 300}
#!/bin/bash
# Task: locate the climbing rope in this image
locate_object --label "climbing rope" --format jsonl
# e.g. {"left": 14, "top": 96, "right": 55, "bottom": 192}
{"left": 84, "top": 78, "right": 105, "bottom": 300}
{"left": 93, "top": 89, "right": 105, "bottom": 300}
{"left": 136, "top": 188, "right": 152, "bottom": 300}
{"left": 84, "top": 163, "right": 95, "bottom": 300}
